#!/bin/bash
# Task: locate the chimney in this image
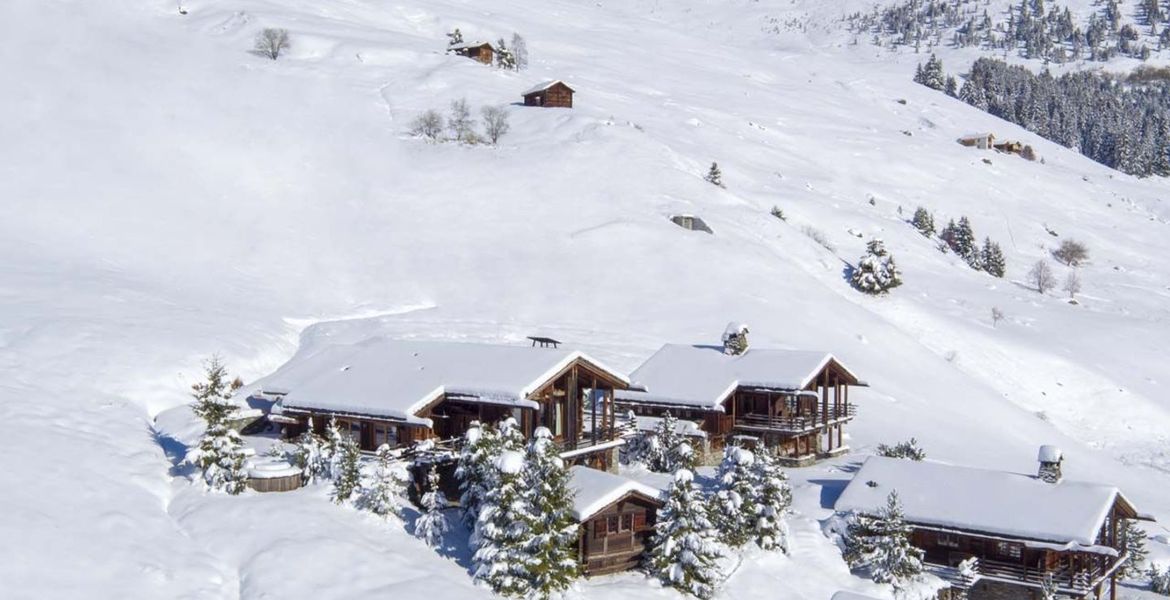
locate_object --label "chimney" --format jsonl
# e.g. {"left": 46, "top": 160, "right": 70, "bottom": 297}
{"left": 1037, "top": 445, "right": 1063, "bottom": 484}
{"left": 722, "top": 322, "right": 750, "bottom": 356}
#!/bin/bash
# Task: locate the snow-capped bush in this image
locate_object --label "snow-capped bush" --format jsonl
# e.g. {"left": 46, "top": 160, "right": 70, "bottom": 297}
{"left": 254, "top": 28, "right": 290, "bottom": 61}
{"left": 1053, "top": 239, "right": 1089, "bottom": 266}
{"left": 647, "top": 412, "right": 694, "bottom": 473}
{"left": 851, "top": 238, "right": 903, "bottom": 294}
{"left": 1150, "top": 564, "right": 1170, "bottom": 594}
{"left": 704, "top": 162, "right": 724, "bottom": 188}
{"left": 876, "top": 438, "right": 926, "bottom": 461}
{"left": 410, "top": 110, "right": 445, "bottom": 141}
{"left": 649, "top": 469, "right": 726, "bottom": 599}
{"left": 713, "top": 446, "right": 758, "bottom": 547}
{"left": 331, "top": 434, "right": 362, "bottom": 504}
{"left": 753, "top": 450, "right": 792, "bottom": 552}
{"left": 357, "top": 444, "right": 403, "bottom": 519}
{"left": 293, "top": 427, "right": 330, "bottom": 484}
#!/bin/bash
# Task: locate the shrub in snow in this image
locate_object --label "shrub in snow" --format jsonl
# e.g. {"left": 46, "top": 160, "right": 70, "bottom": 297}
{"left": 189, "top": 356, "right": 248, "bottom": 495}
{"left": 414, "top": 465, "right": 450, "bottom": 548}
{"left": 446, "top": 28, "right": 463, "bottom": 48}
{"left": 704, "top": 162, "right": 724, "bottom": 188}
{"left": 876, "top": 438, "right": 926, "bottom": 461}
{"left": 714, "top": 446, "right": 759, "bottom": 547}
{"left": 1028, "top": 259, "right": 1056, "bottom": 294}
{"left": 357, "top": 444, "right": 403, "bottom": 519}
{"left": 254, "top": 28, "right": 290, "bottom": 60}
{"left": 843, "top": 490, "right": 924, "bottom": 588}
{"left": 991, "top": 306, "right": 1005, "bottom": 327}
{"left": 771, "top": 206, "right": 786, "bottom": 221}
{"left": 1123, "top": 520, "right": 1149, "bottom": 578}
{"left": 1052, "top": 239, "right": 1089, "bottom": 266}
{"left": 981, "top": 237, "right": 1006, "bottom": 278}
{"left": 1150, "top": 564, "right": 1170, "bottom": 594}
{"left": 410, "top": 110, "right": 445, "bottom": 141}
{"left": 495, "top": 38, "right": 517, "bottom": 70}
{"left": 448, "top": 98, "right": 476, "bottom": 143}
{"left": 803, "top": 225, "right": 836, "bottom": 252}
{"left": 753, "top": 449, "right": 792, "bottom": 552}
{"left": 911, "top": 207, "right": 934, "bottom": 237}
{"left": 649, "top": 469, "right": 726, "bottom": 599}
{"left": 481, "top": 105, "right": 510, "bottom": 144}
{"left": 851, "top": 238, "right": 903, "bottom": 295}
{"left": 511, "top": 33, "right": 528, "bottom": 71}
{"left": 472, "top": 450, "right": 537, "bottom": 597}
{"left": 524, "top": 428, "right": 580, "bottom": 598}
{"left": 1063, "top": 270, "right": 1082, "bottom": 299}
{"left": 331, "top": 434, "right": 362, "bottom": 504}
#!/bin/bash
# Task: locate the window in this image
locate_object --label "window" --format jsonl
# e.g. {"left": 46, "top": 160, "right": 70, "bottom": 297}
{"left": 937, "top": 533, "right": 960, "bottom": 549}
{"left": 336, "top": 419, "right": 360, "bottom": 442}
{"left": 995, "top": 541, "right": 1021, "bottom": 560}
{"left": 621, "top": 514, "right": 633, "bottom": 531}
{"left": 594, "top": 513, "right": 637, "bottom": 538}
{"left": 374, "top": 425, "right": 397, "bottom": 449}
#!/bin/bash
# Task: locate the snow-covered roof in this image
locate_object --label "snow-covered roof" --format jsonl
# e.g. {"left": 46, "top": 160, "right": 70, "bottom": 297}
{"left": 615, "top": 344, "right": 859, "bottom": 410}
{"left": 831, "top": 592, "right": 883, "bottom": 600}
{"left": 448, "top": 41, "right": 493, "bottom": 51}
{"left": 568, "top": 465, "right": 663, "bottom": 520}
{"left": 626, "top": 414, "right": 707, "bottom": 438}
{"left": 834, "top": 456, "right": 1139, "bottom": 546}
{"left": 522, "top": 80, "right": 573, "bottom": 95}
{"left": 277, "top": 338, "right": 628, "bottom": 422}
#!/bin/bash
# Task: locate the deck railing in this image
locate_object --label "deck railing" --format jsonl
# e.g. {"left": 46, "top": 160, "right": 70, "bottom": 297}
{"left": 925, "top": 555, "right": 1114, "bottom": 596}
{"left": 733, "top": 404, "right": 858, "bottom": 434}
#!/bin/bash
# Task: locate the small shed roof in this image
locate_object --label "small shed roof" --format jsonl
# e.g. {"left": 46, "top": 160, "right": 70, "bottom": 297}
{"left": 277, "top": 338, "right": 627, "bottom": 422}
{"left": 449, "top": 41, "right": 494, "bottom": 51}
{"left": 834, "top": 456, "right": 1141, "bottom": 546}
{"left": 522, "top": 80, "right": 574, "bottom": 96}
{"left": 568, "top": 466, "right": 664, "bottom": 520}
{"left": 616, "top": 344, "right": 861, "bottom": 410}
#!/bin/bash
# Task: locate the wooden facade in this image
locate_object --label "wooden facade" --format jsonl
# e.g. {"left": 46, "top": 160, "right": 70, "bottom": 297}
{"left": 450, "top": 42, "right": 494, "bottom": 64}
{"left": 523, "top": 81, "right": 574, "bottom": 108}
{"left": 578, "top": 491, "right": 661, "bottom": 576}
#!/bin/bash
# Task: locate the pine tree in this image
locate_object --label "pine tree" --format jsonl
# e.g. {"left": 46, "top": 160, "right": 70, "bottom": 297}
{"left": 753, "top": 450, "right": 792, "bottom": 552}
{"left": 446, "top": 28, "right": 463, "bottom": 48}
{"left": 323, "top": 416, "right": 344, "bottom": 479}
{"left": 911, "top": 206, "right": 935, "bottom": 237}
{"left": 649, "top": 469, "right": 726, "bottom": 599}
{"left": 331, "top": 434, "right": 362, "bottom": 504}
{"left": 981, "top": 238, "right": 1007, "bottom": 278}
{"left": 713, "top": 446, "right": 759, "bottom": 548}
{"left": 851, "top": 238, "right": 903, "bottom": 295}
{"left": 1122, "top": 519, "right": 1149, "bottom": 578}
{"left": 944, "top": 75, "right": 958, "bottom": 97}
{"left": 414, "top": 465, "right": 450, "bottom": 548}
{"left": 456, "top": 421, "right": 495, "bottom": 531}
{"left": 472, "top": 450, "right": 537, "bottom": 598}
{"left": 189, "top": 356, "right": 248, "bottom": 495}
{"left": 293, "top": 427, "right": 329, "bottom": 483}
{"left": 921, "top": 54, "right": 946, "bottom": 91}
{"left": 843, "top": 490, "right": 924, "bottom": 586}
{"left": 649, "top": 412, "right": 695, "bottom": 473}
{"left": 495, "top": 38, "right": 517, "bottom": 70}
{"left": 524, "top": 428, "right": 580, "bottom": 598}
{"left": 955, "top": 216, "right": 979, "bottom": 268}
{"left": 704, "top": 162, "right": 724, "bottom": 187}
{"left": 358, "top": 444, "right": 403, "bottom": 518}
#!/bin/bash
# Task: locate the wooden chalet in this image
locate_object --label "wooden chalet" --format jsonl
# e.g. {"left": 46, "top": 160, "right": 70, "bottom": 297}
{"left": 835, "top": 450, "right": 1154, "bottom": 600}
{"left": 958, "top": 133, "right": 996, "bottom": 150}
{"left": 522, "top": 80, "right": 574, "bottom": 108}
{"left": 269, "top": 338, "right": 629, "bottom": 470}
{"left": 448, "top": 41, "right": 494, "bottom": 64}
{"left": 568, "top": 466, "right": 664, "bottom": 576}
{"left": 616, "top": 340, "right": 864, "bottom": 466}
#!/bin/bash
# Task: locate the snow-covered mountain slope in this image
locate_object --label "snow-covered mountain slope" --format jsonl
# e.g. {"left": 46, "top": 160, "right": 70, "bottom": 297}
{"left": 3, "top": 0, "right": 1170, "bottom": 597}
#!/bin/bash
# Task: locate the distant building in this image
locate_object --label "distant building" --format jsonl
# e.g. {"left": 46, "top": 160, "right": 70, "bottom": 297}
{"left": 958, "top": 133, "right": 995, "bottom": 150}
{"left": 669, "top": 214, "right": 714, "bottom": 234}
{"left": 569, "top": 466, "right": 664, "bottom": 576}
{"left": 448, "top": 41, "right": 495, "bottom": 64}
{"left": 835, "top": 449, "right": 1154, "bottom": 600}
{"left": 523, "top": 80, "right": 575, "bottom": 108}
{"left": 994, "top": 140, "right": 1024, "bottom": 154}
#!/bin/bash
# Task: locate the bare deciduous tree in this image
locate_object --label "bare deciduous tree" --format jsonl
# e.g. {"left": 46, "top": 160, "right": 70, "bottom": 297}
{"left": 410, "top": 110, "right": 445, "bottom": 141}
{"left": 481, "top": 105, "right": 510, "bottom": 144}
{"left": 255, "top": 28, "right": 291, "bottom": 60}
{"left": 1052, "top": 239, "right": 1089, "bottom": 266}
{"left": 991, "top": 307, "right": 1005, "bottom": 327}
{"left": 448, "top": 98, "right": 475, "bottom": 142}
{"left": 511, "top": 33, "right": 528, "bottom": 70}
{"left": 1028, "top": 259, "right": 1056, "bottom": 294}
{"left": 1063, "top": 270, "right": 1082, "bottom": 299}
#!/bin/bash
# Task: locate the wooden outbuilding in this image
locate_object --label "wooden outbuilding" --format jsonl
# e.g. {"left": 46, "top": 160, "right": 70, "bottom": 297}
{"left": 448, "top": 41, "right": 495, "bottom": 64}
{"left": 522, "top": 80, "right": 575, "bottom": 108}
{"left": 994, "top": 140, "right": 1024, "bottom": 154}
{"left": 568, "top": 466, "right": 664, "bottom": 576}
{"left": 958, "top": 133, "right": 996, "bottom": 150}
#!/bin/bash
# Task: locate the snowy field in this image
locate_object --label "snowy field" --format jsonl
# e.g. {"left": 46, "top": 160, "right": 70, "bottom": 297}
{"left": 3, "top": 0, "right": 1170, "bottom": 597}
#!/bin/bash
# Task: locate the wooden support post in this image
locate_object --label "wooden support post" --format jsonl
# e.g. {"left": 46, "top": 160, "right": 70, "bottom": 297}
{"left": 821, "top": 370, "right": 829, "bottom": 426}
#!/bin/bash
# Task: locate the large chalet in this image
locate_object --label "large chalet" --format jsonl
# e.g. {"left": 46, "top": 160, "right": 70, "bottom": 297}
{"left": 615, "top": 327, "right": 865, "bottom": 465}
{"left": 835, "top": 448, "right": 1153, "bottom": 600}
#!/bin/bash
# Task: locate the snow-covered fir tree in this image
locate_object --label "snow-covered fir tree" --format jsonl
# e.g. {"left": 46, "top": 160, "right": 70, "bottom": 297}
{"left": 981, "top": 238, "right": 1007, "bottom": 278}
{"left": 446, "top": 28, "right": 463, "bottom": 48}
{"left": 752, "top": 449, "right": 792, "bottom": 552}
{"left": 704, "top": 162, "right": 724, "bottom": 187}
{"left": 472, "top": 450, "right": 538, "bottom": 598}
{"left": 189, "top": 355, "right": 248, "bottom": 495}
{"left": 495, "top": 38, "right": 517, "bottom": 70}
{"left": 876, "top": 438, "right": 926, "bottom": 461}
{"left": 648, "top": 411, "right": 695, "bottom": 473}
{"left": 843, "top": 490, "right": 924, "bottom": 587}
{"left": 911, "top": 206, "right": 935, "bottom": 237}
{"left": 524, "top": 428, "right": 580, "bottom": 598}
{"left": 331, "top": 434, "right": 362, "bottom": 504}
{"left": 324, "top": 416, "right": 345, "bottom": 478}
{"left": 456, "top": 421, "right": 495, "bottom": 530}
{"left": 1150, "top": 564, "right": 1170, "bottom": 594}
{"left": 293, "top": 426, "right": 330, "bottom": 483}
{"left": 713, "top": 446, "right": 759, "bottom": 548}
{"left": 851, "top": 238, "right": 903, "bottom": 294}
{"left": 357, "top": 444, "right": 403, "bottom": 519}
{"left": 414, "top": 465, "right": 450, "bottom": 549}
{"left": 913, "top": 54, "right": 946, "bottom": 91}
{"left": 1123, "top": 519, "right": 1149, "bottom": 578}
{"left": 649, "top": 469, "right": 726, "bottom": 599}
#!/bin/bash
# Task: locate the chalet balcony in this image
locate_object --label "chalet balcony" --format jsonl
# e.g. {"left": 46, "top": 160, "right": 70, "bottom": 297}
{"left": 925, "top": 555, "right": 1120, "bottom": 597}
{"left": 732, "top": 404, "right": 857, "bottom": 435}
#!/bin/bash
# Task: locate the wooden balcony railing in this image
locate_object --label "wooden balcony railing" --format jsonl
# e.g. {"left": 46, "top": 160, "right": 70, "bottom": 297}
{"left": 925, "top": 555, "right": 1118, "bottom": 596}
{"left": 733, "top": 405, "right": 857, "bottom": 434}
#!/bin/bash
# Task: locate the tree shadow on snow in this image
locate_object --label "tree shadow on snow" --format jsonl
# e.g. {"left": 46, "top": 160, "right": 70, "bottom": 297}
{"left": 810, "top": 478, "right": 849, "bottom": 510}
{"left": 150, "top": 424, "right": 198, "bottom": 479}
{"left": 403, "top": 506, "right": 476, "bottom": 573}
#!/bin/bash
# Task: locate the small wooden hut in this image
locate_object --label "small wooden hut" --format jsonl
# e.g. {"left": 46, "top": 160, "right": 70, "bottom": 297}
{"left": 958, "top": 133, "right": 995, "bottom": 150}
{"left": 449, "top": 41, "right": 495, "bottom": 64}
{"left": 569, "top": 466, "right": 664, "bottom": 576}
{"left": 522, "top": 80, "right": 575, "bottom": 108}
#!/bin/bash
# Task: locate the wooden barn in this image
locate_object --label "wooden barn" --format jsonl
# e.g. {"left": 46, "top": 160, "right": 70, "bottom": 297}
{"left": 269, "top": 338, "right": 630, "bottom": 469}
{"left": 448, "top": 41, "right": 495, "bottom": 64}
{"left": 994, "top": 140, "right": 1024, "bottom": 154}
{"left": 569, "top": 466, "right": 664, "bottom": 576}
{"left": 958, "top": 133, "right": 996, "bottom": 149}
{"left": 522, "top": 80, "right": 575, "bottom": 108}
{"left": 615, "top": 333, "right": 864, "bottom": 466}
{"left": 835, "top": 449, "right": 1154, "bottom": 600}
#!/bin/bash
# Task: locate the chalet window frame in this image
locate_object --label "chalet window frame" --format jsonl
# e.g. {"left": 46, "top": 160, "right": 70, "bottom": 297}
{"left": 937, "top": 532, "right": 960, "bottom": 548}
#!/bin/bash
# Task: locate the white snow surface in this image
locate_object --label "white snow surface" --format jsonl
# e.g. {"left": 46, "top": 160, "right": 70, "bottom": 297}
{"left": 273, "top": 338, "right": 625, "bottom": 420}
{"left": 618, "top": 344, "right": 853, "bottom": 409}
{"left": 834, "top": 456, "right": 1134, "bottom": 546}
{"left": 5, "top": 0, "right": 1170, "bottom": 598}
{"left": 568, "top": 465, "right": 664, "bottom": 520}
